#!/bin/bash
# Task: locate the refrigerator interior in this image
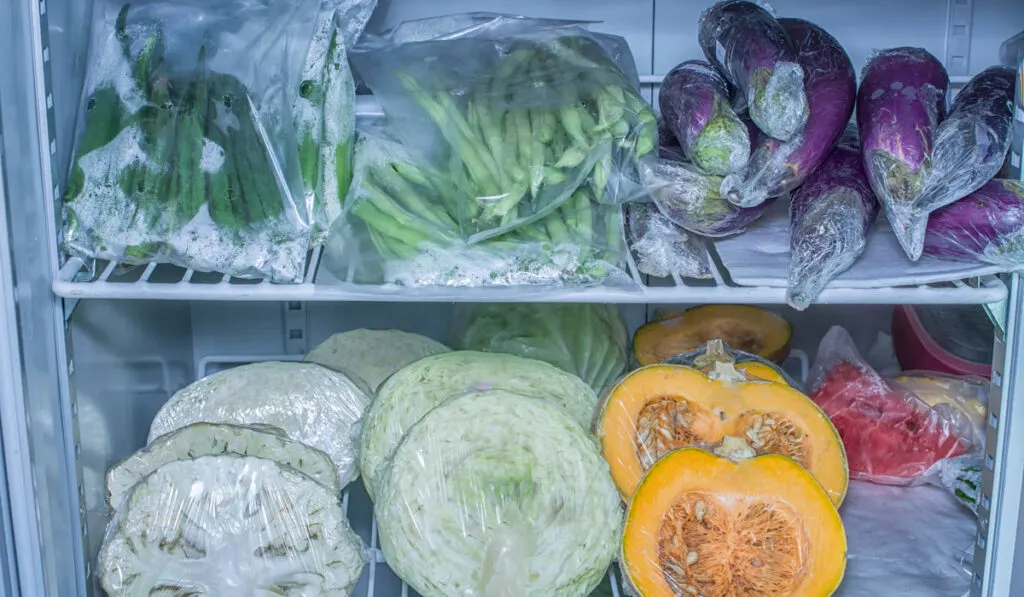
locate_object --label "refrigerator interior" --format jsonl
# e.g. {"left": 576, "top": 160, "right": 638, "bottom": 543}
{"left": 0, "top": 0, "right": 1021, "bottom": 595}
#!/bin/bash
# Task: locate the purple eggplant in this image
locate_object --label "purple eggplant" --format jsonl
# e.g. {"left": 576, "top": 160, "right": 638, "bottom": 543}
{"left": 698, "top": 0, "right": 809, "bottom": 141}
{"left": 626, "top": 202, "right": 713, "bottom": 279}
{"left": 857, "top": 47, "right": 949, "bottom": 260}
{"left": 787, "top": 130, "right": 879, "bottom": 310}
{"left": 922, "top": 180, "right": 1024, "bottom": 267}
{"left": 722, "top": 18, "right": 856, "bottom": 208}
{"left": 659, "top": 60, "right": 750, "bottom": 175}
{"left": 899, "top": 66, "right": 1017, "bottom": 261}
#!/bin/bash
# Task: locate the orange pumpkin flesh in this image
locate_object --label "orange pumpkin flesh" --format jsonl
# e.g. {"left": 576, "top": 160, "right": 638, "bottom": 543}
{"left": 597, "top": 364, "right": 848, "bottom": 506}
{"left": 634, "top": 305, "right": 792, "bottom": 366}
{"left": 622, "top": 449, "right": 847, "bottom": 597}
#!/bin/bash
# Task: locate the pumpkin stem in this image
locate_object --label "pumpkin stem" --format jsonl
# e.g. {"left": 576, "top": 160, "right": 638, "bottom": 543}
{"left": 707, "top": 359, "right": 747, "bottom": 383}
{"left": 713, "top": 435, "right": 757, "bottom": 462}
{"left": 694, "top": 339, "right": 736, "bottom": 369}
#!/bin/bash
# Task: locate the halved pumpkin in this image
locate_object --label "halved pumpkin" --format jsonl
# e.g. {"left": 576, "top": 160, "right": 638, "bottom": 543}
{"left": 622, "top": 448, "right": 847, "bottom": 597}
{"left": 667, "top": 339, "right": 797, "bottom": 387}
{"left": 596, "top": 362, "right": 847, "bottom": 505}
{"left": 634, "top": 305, "right": 792, "bottom": 366}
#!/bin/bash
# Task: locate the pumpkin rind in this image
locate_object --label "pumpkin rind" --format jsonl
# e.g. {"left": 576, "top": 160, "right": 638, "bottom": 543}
{"left": 622, "top": 449, "right": 847, "bottom": 597}
{"left": 667, "top": 339, "right": 799, "bottom": 388}
{"left": 596, "top": 363, "right": 848, "bottom": 505}
{"left": 634, "top": 305, "right": 793, "bottom": 366}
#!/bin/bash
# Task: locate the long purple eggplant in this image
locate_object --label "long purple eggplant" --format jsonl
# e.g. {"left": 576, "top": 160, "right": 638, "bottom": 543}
{"left": 659, "top": 60, "right": 750, "bottom": 175}
{"left": 722, "top": 18, "right": 856, "bottom": 208}
{"left": 698, "top": 0, "right": 808, "bottom": 141}
{"left": 922, "top": 180, "right": 1024, "bottom": 267}
{"left": 787, "top": 131, "right": 880, "bottom": 310}
{"left": 857, "top": 47, "right": 949, "bottom": 260}
{"left": 897, "top": 66, "right": 1018, "bottom": 261}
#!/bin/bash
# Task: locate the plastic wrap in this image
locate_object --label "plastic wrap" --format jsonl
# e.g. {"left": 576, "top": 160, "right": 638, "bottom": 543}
{"left": 900, "top": 66, "right": 1017, "bottom": 259}
{"left": 698, "top": 0, "right": 809, "bottom": 141}
{"left": 450, "top": 302, "right": 629, "bottom": 392}
{"left": 722, "top": 17, "right": 857, "bottom": 208}
{"left": 641, "top": 153, "right": 773, "bottom": 237}
{"left": 359, "top": 350, "right": 598, "bottom": 502}
{"left": 148, "top": 361, "right": 371, "bottom": 487}
{"left": 787, "top": 131, "right": 880, "bottom": 310}
{"left": 666, "top": 338, "right": 803, "bottom": 389}
{"left": 625, "top": 201, "right": 713, "bottom": 279}
{"left": 931, "top": 454, "right": 984, "bottom": 515}
{"left": 375, "top": 389, "right": 621, "bottom": 597}
{"left": 63, "top": 0, "right": 319, "bottom": 282}
{"left": 810, "top": 326, "right": 974, "bottom": 485}
{"left": 659, "top": 60, "right": 750, "bottom": 175}
{"left": 99, "top": 455, "right": 366, "bottom": 595}
{"left": 295, "top": 0, "right": 379, "bottom": 245}
{"left": 890, "top": 371, "right": 989, "bottom": 446}
{"left": 921, "top": 179, "right": 1024, "bottom": 268}
{"left": 106, "top": 422, "right": 341, "bottom": 509}
{"left": 305, "top": 328, "right": 450, "bottom": 390}
{"left": 856, "top": 47, "right": 949, "bottom": 260}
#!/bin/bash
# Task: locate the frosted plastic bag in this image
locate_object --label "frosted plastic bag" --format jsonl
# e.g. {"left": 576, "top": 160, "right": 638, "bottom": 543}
{"left": 349, "top": 14, "right": 656, "bottom": 237}
{"left": 99, "top": 455, "right": 366, "bottom": 596}
{"left": 787, "top": 130, "right": 880, "bottom": 310}
{"left": 374, "top": 389, "right": 621, "bottom": 597}
{"left": 63, "top": 0, "right": 319, "bottom": 282}
{"left": 294, "top": 0, "right": 379, "bottom": 245}
{"left": 305, "top": 328, "right": 450, "bottom": 390}
{"left": 625, "top": 201, "right": 713, "bottom": 279}
{"left": 922, "top": 179, "right": 1024, "bottom": 269}
{"left": 836, "top": 481, "right": 975, "bottom": 596}
{"left": 358, "top": 350, "right": 598, "bottom": 502}
{"left": 450, "top": 303, "right": 629, "bottom": 392}
{"left": 810, "top": 326, "right": 974, "bottom": 485}
{"left": 322, "top": 120, "right": 635, "bottom": 288}
{"left": 148, "top": 361, "right": 371, "bottom": 487}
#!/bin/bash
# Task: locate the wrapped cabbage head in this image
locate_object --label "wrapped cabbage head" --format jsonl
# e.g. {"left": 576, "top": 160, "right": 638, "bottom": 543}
{"left": 149, "top": 362, "right": 370, "bottom": 487}
{"left": 358, "top": 350, "right": 599, "bottom": 501}
{"left": 306, "top": 328, "right": 450, "bottom": 390}
{"left": 376, "top": 389, "right": 621, "bottom": 597}
{"left": 99, "top": 455, "right": 366, "bottom": 596}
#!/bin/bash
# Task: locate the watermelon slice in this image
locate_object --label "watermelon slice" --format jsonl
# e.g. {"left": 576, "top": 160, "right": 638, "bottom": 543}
{"left": 810, "top": 328, "right": 972, "bottom": 485}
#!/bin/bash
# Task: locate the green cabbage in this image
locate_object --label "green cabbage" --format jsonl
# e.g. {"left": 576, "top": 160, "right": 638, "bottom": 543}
{"left": 452, "top": 303, "right": 630, "bottom": 393}
{"left": 359, "top": 350, "right": 597, "bottom": 502}
{"left": 376, "top": 389, "right": 620, "bottom": 597}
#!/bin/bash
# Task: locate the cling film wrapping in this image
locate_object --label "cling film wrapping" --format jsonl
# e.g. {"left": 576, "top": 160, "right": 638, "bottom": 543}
{"left": 64, "top": 0, "right": 321, "bottom": 282}
{"left": 373, "top": 389, "right": 621, "bottom": 597}
{"left": 99, "top": 454, "right": 366, "bottom": 595}
{"left": 625, "top": 201, "right": 713, "bottom": 280}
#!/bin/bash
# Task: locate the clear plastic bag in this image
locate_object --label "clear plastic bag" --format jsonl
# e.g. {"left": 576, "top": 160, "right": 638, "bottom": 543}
{"left": 625, "top": 201, "right": 713, "bottom": 279}
{"left": 449, "top": 302, "right": 629, "bottom": 393}
{"left": 374, "top": 389, "right": 621, "bottom": 597}
{"left": 99, "top": 454, "right": 367, "bottom": 596}
{"left": 148, "top": 361, "right": 371, "bottom": 488}
{"left": 295, "top": 0, "right": 379, "bottom": 245}
{"left": 63, "top": 0, "right": 319, "bottom": 282}
{"left": 810, "top": 326, "right": 975, "bottom": 486}
{"left": 322, "top": 122, "right": 635, "bottom": 287}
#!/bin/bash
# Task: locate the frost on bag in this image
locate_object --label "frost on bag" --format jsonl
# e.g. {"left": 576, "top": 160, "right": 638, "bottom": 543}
{"left": 148, "top": 362, "right": 371, "bottom": 487}
{"left": 625, "top": 201, "right": 712, "bottom": 279}
{"left": 294, "top": 0, "right": 378, "bottom": 245}
{"left": 99, "top": 455, "right": 366, "bottom": 596}
{"left": 810, "top": 326, "right": 975, "bottom": 485}
{"left": 450, "top": 302, "right": 630, "bottom": 393}
{"left": 374, "top": 390, "right": 621, "bottom": 597}
{"left": 63, "top": 0, "right": 319, "bottom": 282}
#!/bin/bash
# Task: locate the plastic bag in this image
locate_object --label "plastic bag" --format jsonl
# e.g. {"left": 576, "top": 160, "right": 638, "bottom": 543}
{"left": 810, "top": 326, "right": 975, "bottom": 485}
{"left": 625, "top": 201, "right": 712, "bottom": 279}
{"left": 922, "top": 179, "right": 1024, "bottom": 268}
{"left": 374, "top": 389, "right": 621, "bottom": 597}
{"left": 449, "top": 302, "right": 629, "bottom": 393}
{"left": 148, "top": 361, "right": 371, "bottom": 487}
{"left": 98, "top": 454, "right": 366, "bottom": 596}
{"left": 63, "top": 0, "right": 319, "bottom": 282}
{"left": 352, "top": 14, "right": 655, "bottom": 215}
{"left": 322, "top": 122, "right": 635, "bottom": 287}
{"left": 294, "top": 0, "right": 379, "bottom": 245}
{"left": 889, "top": 371, "right": 989, "bottom": 447}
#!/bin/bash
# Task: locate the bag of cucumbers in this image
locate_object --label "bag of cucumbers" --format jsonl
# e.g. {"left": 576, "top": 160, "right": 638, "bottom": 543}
{"left": 321, "top": 14, "right": 655, "bottom": 288}
{"left": 63, "top": 0, "right": 321, "bottom": 283}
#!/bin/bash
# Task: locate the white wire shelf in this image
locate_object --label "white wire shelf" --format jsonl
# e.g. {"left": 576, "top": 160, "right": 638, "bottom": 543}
{"left": 53, "top": 242, "right": 1009, "bottom": 305}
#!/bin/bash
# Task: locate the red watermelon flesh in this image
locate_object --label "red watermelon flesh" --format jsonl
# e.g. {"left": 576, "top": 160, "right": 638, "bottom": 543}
{"left": 811, "top": 359, "right": 970, "bottom": 485}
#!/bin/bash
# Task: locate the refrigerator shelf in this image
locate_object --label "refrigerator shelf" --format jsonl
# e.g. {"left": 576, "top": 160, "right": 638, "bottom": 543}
{"left": 54, "top": 246, "right": 1009, "bottom": 305}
